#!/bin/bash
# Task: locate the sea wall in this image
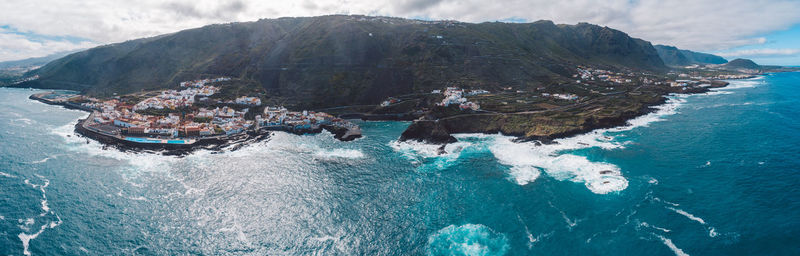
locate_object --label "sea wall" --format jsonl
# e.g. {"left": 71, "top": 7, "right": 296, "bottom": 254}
{"left": 74, "top": 119, "right": 236, "bottom": 155}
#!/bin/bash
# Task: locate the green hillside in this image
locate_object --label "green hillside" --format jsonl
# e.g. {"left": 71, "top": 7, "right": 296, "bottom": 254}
{"left": 20, "top": 15, "right": 667, "bottom": 109}
{"left": 654, "top": 44, "right": 728, "bottom": 66}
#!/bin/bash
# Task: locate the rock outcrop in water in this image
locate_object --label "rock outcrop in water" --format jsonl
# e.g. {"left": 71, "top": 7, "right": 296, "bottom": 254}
{"left": 399, "top": 119, "right": 456, "bottom": 144}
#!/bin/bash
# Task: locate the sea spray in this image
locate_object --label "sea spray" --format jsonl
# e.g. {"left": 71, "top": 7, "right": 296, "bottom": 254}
{"left": 427, "top": 224, "right": 510, "bottom": 256}
{"left": 454, "top": 94, "right": 690, "bottom": 194}
{"left": 389, "top": 139, "right": 477, "bottom": 172}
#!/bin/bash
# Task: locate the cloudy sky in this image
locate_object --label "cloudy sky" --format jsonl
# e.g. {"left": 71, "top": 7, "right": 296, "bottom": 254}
{"left": 2, "top": 0, "right": 800, "bottom": 65}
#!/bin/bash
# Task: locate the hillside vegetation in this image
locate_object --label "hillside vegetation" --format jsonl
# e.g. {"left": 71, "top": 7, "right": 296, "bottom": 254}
{"left": 21, "top": 15, "right": 667, "bottom": 109}
{"left": 654, "top": 45, "right": 728, "bottom": 67}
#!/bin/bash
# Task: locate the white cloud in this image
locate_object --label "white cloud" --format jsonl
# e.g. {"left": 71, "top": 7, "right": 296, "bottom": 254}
{"left": 0, "top": 31, "right": 97, "bottom": 62}
{"left": 717, "top": 48, "right": 800, "bottom": 58}
{"left": 1, "top": 0, "right": 800, "bottom": 61}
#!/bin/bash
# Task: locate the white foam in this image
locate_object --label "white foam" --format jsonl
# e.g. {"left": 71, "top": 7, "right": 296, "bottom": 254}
{"left": 40, "top": 199, "right": 50, "bottom": 214}
{"left": 656, "top": 234, "right": 690, "bottom": 256}
{"left": 29, "top": 155, "right": 58, "bottom": 164}
{"left": 390, "top": 131, "right": 630, "bottom": 192}
{"left": 0, "top": 171, "right": 17, "bottom": 178}
{"left": 709, "top": 227, "right": 718, "bottom": 238}
{"left": 664, "top": 205, "right": 722, "bottom": 238}
{"left": 508, "top": 166, "right": 541, "bottom": 185}
{"left": 640, "top": 221, "right": 671, "bottom": 233}
{"left": 254, "top": 132, "right": 368, "bottom": 161}
{"left": 716, "top": 79, "right": 760, "bottom": 90}
{"left": 666, "top": 207, "right": 706, "bottom": 225}
{"left": 17, "top": 177, "right": 62, "bottom": 256}
{"left": 427, "top": 224, "right": 510, "bottom": 256}
{"left": 548, "top": 201, "right": 585, "bottom": 230}
{"left": 528, "top": 231, "right": 553, "bottom": 245}
{"left": 702, "top": 90, "right": 734, "bottom": 96}
{"left": 314, "top": 148, "right": 365, "bottom": 159}
{"left": 17, "top": 174, "right": 62, "bottom": 255}
{"left": 310, "top": 235, "right": 339, "bottom": 243}
{"left": 15, "top": 118, "right": 34, "bottom": 125}
{"left": 389, "top": 139, "right": 474, "bottom": 171}
{"left": 653, "top": 197, "right": 680, "bottom": 207}
{"left": 477, "top": 135, "right": 628, "bottom": 194}
{"left": 18, "top": 218, "right": 62, "bottom": 256}
{"left": 51, "top": 120, "right": 181, "bottom": 173}
{"left": 445, "top": 95, "right": 691, "bottom": 194}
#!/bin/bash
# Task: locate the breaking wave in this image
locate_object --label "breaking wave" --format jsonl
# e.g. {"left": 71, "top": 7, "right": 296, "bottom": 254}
{"left": 655, "top": 234, "right": 690, "bottom": 256}
{"left": 389, "top": 139, "right": 478, "bottom": 172}
{"left": 51, "top": 121, "right": 180, "bottom": 173}
{"left": 427, "top": 224, "right": 510, "bottom": 256}
{"left": 390, "top": 95, "right": 690, "bottom": 194}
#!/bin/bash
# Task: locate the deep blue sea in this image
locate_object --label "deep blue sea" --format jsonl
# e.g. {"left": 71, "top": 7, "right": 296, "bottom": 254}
{"left": 1, "top": 72, "right": 799, "bottom": 255}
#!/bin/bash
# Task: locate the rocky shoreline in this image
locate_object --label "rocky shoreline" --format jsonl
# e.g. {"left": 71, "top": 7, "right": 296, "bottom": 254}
{"left": 399, "top": 81, "right": 730, "bottom": 145}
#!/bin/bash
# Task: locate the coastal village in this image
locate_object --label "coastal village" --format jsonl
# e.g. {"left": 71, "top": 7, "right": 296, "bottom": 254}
{"left": 32, "top": 77, "right": 361, "bottom": 147}
{"left": 434, "top": 87, "right": 487, "bottom": 110}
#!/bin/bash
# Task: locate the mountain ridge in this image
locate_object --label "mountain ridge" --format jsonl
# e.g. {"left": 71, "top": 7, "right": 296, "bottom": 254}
{"left": 654, "top": 44, "right": 728, "bottom": 66}
{"left": 19, "top": 15, "right": 667, "bottom": 108}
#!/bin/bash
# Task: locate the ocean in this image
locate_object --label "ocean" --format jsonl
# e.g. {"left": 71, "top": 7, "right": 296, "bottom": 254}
{"left": 1, "top": 72, "right": 799, "bottom": 255}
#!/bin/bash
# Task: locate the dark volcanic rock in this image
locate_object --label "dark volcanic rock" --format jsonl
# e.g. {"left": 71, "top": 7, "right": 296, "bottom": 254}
{"left": 399, "top": 120, "right": 456, "bottom": 144}
{"left": 321, "top": 124, "right": 362, "bottom": 141}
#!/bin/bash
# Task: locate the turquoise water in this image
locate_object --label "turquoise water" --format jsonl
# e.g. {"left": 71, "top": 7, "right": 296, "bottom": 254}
{"left": 125, "top": 137, "right": 158, "bottom": 143}
{"left": 1, "top": 72, "right": 799, "bottom": 255}
{"left": 124, "top": 137, "right": 188, "bottom": 144}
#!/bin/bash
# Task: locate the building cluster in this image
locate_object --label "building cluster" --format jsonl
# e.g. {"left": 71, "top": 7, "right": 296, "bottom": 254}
{"left": 77, "top": 75, "right": 359, "bottom": 140}
{"left": 435, "top": 87, "right": 486, "bottom": 110}
{"left": 80, "top": 77, "right": 257, "bottom": 138}
{"left": 574, "top": 67, "right": 635, "bottom": 84}
{"left": 12, "top": 75, "right": 39, "bottom": 85}
{"left": 133, "top": 85, "right": 218, "bottom": 111}
{"left": 235, "top": 96, "right": 262, "bottom": 106}
{"left": 256, "top": 107, "right": 348, "bottom": 131}
{"left": 346, "top": 15, "right": 462, "bottom": 27}
{"left": 542, "top": 93, "right": 579, "bottom": 101}
{"left": 180, "top": 77, "right": 231, "bottom": 88}
{"left": 670, "top": 80, "right": 693, "bottom": 87}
